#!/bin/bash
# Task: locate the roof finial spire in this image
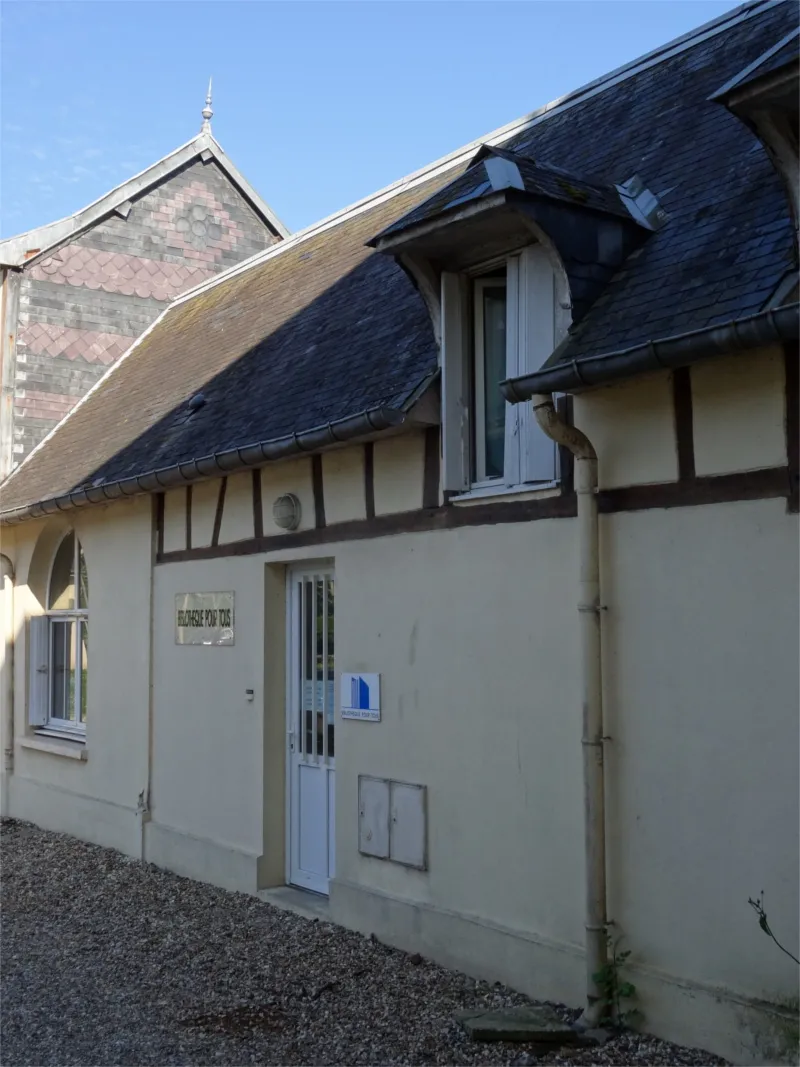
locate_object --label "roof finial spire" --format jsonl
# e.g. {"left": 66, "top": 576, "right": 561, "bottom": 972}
{"left": 201, "top": 77, "right": 213, "bottom": 132}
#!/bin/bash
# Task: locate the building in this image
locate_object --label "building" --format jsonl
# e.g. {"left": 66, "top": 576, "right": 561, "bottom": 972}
{"left": 0, "top": 4, "right": 798, "bottom": 1063}
{"left": 0, "top": 85, "right": 288, "bottom": 477}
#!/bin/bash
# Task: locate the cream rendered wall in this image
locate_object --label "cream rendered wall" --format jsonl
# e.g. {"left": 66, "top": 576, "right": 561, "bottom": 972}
{"left": 573, "top": 372, "right": 678, "bottom": 488}
{"left": 691, "top": 347, "right": 786, "bottom": 475}
{"left": 163, "top": 488, "right": 185, "bottom": 553}
{"left": 331, "top": 519, "right": 586, "bottom": 971}
{"left": 149, "top": 554, "right": 268, "bottom": 887}
{"left": 602, "top": 498, "right": 799, "bottom": 994}
{"left": 373, "top": 433, "right": 425, "bottom": 514}
{"left": 260, "top": 458, "right": 315, "bottom": 536}
{"left": 191, "top": 478, "right": 221, "bottom": 548}
{"left": 322, "top": 449, "right": 366, "bottom": 525}
{"left": 218, "top": 471, "right": 253, "bottom": 543}
{"left": 7, "top": 498, "right": 152, "bottom": 855}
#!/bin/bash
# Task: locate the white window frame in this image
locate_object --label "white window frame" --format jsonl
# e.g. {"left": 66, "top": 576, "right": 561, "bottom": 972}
{"left": 28, "top": 533, "right": 88, "bottom": 740}
{"left": 441, "top": 244, "right": 559, "bottom": 496}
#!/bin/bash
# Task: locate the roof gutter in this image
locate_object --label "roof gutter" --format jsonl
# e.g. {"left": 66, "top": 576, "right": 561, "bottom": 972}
{"left": 501, "top": 303, "right": 800, "bottom": 401}
{"left": 0, "top": 406, "right": 406, "bottom": 526}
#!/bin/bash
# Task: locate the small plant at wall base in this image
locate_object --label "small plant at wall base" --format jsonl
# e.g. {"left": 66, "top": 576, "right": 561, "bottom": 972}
{"left": 748, "top": 892, "right": 800, "bottom": 966}
{"left": 592, "top": 935, "right": 642, "bottom": 1029}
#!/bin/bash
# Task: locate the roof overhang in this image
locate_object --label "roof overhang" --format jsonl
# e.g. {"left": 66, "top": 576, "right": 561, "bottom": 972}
{"left": 0, "top": 372, "right": 440, "bottom": 526}
{"left": 501, "top": 303, "right": 800, "bottom": 399}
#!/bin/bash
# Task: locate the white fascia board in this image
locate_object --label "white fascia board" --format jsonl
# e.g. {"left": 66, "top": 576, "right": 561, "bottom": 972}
{"left": 0, "top": 131, "right": 288, "bottom": 267}
{"left": 169, "top": 0, "right": 772, "bottom": 311}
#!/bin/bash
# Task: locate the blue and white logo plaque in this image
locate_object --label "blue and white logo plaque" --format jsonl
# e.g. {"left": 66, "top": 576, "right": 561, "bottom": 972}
{"left": 340, "top": 673, "right": 381, "bottom": 721}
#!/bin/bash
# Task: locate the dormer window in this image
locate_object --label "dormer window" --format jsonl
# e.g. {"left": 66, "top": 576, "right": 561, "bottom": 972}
{"left": 440, "top": 245, "right": 560, "bottom": 495}
{"left": 369, "top": 144, "right": 658, "bottom": 497}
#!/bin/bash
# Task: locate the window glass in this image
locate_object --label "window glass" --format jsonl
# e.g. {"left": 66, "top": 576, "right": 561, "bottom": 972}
{"left": 78, "top": 543, "right": 89, "bottom": 609}
{"left": 49, "top": 533, "right": 76, "bottom": 610}
{"left": 481, "top": 286, "right": 507, "bottom": 479}
{"left": 51, "top": 619, "right": 75, "bottom": 721}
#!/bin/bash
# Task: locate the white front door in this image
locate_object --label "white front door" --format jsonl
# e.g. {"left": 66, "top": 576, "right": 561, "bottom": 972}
{"left": 287, "top": 567, "right": 335, "bottom": 895}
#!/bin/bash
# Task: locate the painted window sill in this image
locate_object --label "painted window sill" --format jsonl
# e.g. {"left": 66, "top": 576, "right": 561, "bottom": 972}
{"left": 20, "top": 735, "right": 87, "bottom": 761}
{"left": 451, "top": 480, "right": 561, "bottom": 506}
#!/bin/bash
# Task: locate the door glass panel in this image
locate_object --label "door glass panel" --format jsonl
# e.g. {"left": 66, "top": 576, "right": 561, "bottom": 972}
{"left": 327, "top": 579, "right": 335, "bottom": 758}
{"left": 51, "top": 619, "right": 75, "bottom": 721}
{"left": 301, "top": 580, "right": 314, "bottom": 756}
{"left": 315, "top": 578, "right": 324, "bottom": 759}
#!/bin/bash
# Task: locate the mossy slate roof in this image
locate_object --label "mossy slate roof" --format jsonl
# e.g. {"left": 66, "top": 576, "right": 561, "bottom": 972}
{"left": 2, "top": 0, "right": 797, "bottom": 516}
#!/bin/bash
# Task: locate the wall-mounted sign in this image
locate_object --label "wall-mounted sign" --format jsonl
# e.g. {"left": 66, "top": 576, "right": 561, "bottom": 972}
{"left": 175, "top": 592, "right": 234, "bottom": 646}
{"left": 341, "top": 673, "right": 381, "bottom": 721}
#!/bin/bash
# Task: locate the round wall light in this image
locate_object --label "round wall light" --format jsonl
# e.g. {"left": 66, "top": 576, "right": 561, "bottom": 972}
{"left": 273, "top": 493, "right": 302, "bottom": 531}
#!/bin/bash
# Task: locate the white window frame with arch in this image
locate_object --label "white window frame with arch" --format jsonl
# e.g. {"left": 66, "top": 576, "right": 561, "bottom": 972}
{"left": 28, "top": 530, "right": 89, "bottom": 738}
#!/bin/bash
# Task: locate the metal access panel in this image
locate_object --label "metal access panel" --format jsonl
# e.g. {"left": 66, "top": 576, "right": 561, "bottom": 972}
{"left": 389, "top": 781, "right": 427, "bottom": 870}
{"left": 358, "top": 776, "right": 390, "bottom": 858}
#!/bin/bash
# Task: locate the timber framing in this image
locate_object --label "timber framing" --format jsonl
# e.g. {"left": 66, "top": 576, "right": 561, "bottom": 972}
{"left": 364, "top": 443, "right": 376, "bottom": 520}
{"left": 155, "top": 464, "right": 792, "bottom": 565}
{"left": 672, "top": 367, "right": 696, "bottom": 482}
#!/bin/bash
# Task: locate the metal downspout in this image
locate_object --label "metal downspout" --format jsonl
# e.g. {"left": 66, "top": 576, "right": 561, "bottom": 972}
{"left": 531, "top": 395, "right": 608, "bottom": 1027}
{"left": 1, "top": 553, "right": 15, "bottom": 817}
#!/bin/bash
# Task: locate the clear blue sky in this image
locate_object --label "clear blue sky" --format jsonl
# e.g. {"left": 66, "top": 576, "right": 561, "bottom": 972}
{"left": 2, "top": 0, "right": 742, "bottom": 239}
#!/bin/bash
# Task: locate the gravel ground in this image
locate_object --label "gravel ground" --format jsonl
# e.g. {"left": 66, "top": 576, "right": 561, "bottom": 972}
{"left": 1, "top": 819, "right": 726, "bottom": 1066}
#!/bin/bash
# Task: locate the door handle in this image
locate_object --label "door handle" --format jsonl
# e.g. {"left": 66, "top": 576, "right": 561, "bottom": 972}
{"left": 287, "top": 730, "right": 296, "bottom": 753}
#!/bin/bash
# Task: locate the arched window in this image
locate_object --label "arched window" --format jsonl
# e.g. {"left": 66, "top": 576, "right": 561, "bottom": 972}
{"left": 29, "top": 532, "right": 89, "bottom": 736}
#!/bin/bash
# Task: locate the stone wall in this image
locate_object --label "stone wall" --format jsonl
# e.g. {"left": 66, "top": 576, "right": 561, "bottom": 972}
{"left": 12, "top": 158, "right": 278, "bottom": 465}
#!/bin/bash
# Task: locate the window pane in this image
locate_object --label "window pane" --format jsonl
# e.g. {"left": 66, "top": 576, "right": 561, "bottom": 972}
{"left": 482, "top": 287, "right": 506, "bottom": 480}
{"left": 79, "top": 620, "right": 89, "bottom": 723}
{"left": 49, "top": 534, "right": 76, "bottom": 610}
{"left": 51, "top": 620, "right": 75, "bottom": 722}
{"left": 78, "top": 543, "right": 89, "bottom": 609}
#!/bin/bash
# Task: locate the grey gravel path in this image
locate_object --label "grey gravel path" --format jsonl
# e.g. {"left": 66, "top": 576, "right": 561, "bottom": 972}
{"left": 1, "top": 819, "right": 725, "bottom": 1066}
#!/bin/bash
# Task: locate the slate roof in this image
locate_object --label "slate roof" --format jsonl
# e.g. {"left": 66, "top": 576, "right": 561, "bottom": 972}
{"left": 373, "top": 147, "right": 633, "bottom": 242}
{"left": 0, "top": 130, "right": 289, "bottom": 267}
{"left": 713, "top": 26, "right": 799, "bottom": 96}
{"left": 1, "top": 0, "right": 797, "bottom": 518}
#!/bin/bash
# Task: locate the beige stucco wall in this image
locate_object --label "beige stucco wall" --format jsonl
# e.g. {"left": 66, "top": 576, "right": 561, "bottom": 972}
{"left": 3, "top": 497, "right": 152, "bottom": 854}
{"left": 573, "top": 372, "right": 678, "bottom": 489}
{"left": 1, "top": 354, "right": 796, "bottom": 1062}
{"left": 373, "top": 433, "right": 426, "bottom": 514}
{"left": 691, "top": 346, "right": 786, "bottom": 476}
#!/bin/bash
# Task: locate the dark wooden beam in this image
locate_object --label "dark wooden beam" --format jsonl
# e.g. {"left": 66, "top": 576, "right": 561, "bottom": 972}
{"left": 597, "top": 467, "right": 789, "bottom": 513}
{"left": 185, "top": 485, "right": 192, "bottom": 551}
{"left": 158, "top": 492, "right": 577, "bottom": 564}
{"left": 672, "top": 367, "right": 696, "bottom": 481}
{"left": 211, "top": 476, "right": 227, "bottom": 547}
{"left": 364, "top": 442, "right": 375, "bottom": 520}
{"left": 156, "top": 465, "right": 791, "bottom": 566}
{"left": 154, "top": 492, "right": 165, "bottom": 558}
{"left": 311, "top": 455, "right": 326, "bottom": 528}
{"left": 423, "top": 426, "right": 440, "bottom": 509}
{"left": 252, "top": 468, "right": 264, "bottom": 538}
{"left": 785, "top": 341, "right": 799, "bottom": 514}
